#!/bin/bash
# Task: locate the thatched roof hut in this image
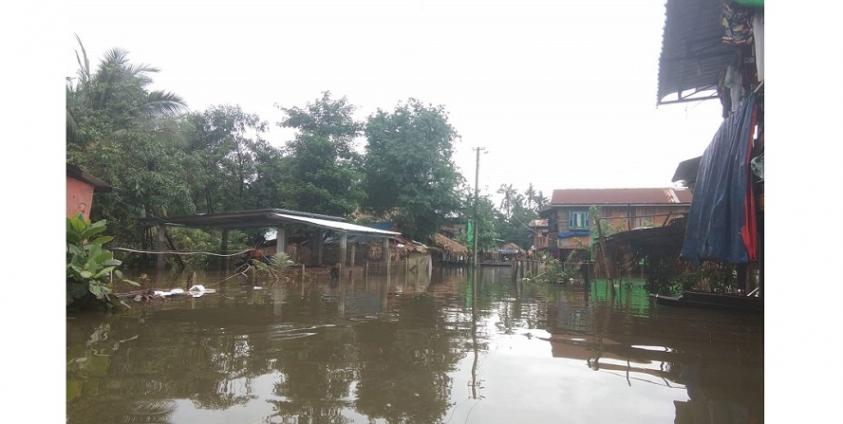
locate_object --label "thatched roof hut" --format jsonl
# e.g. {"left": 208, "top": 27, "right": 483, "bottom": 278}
{"left": 498, "top": 242, "right": 525, "bottom": 255}
{"left": 431, "top": 233, "right": 468, "bottom": 255}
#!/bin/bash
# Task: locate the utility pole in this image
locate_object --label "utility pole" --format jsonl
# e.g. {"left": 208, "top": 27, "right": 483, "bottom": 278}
{"left": 472, "top": 147, "right": 486, "bottom": 268}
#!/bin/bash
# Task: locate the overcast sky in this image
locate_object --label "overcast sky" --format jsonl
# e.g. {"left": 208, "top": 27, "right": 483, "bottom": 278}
{"left": 68, "top": 0, "right": 723, "bottom": 201}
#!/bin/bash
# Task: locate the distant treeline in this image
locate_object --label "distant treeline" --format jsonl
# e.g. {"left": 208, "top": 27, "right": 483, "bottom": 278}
{"left": 66, "top": 37, "right": 547, "bottom": 253}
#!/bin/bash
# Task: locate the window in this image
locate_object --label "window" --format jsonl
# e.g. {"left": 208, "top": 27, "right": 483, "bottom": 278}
{"left": 569, "top": 210, "right": 589, "bottom": 229}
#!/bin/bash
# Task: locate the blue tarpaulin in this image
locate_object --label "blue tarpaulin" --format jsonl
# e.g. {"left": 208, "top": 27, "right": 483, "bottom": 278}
{"left": 681, "top": 95, "right": 756, "bottom": 264}
{"left": 558, "top": 230, "right": 591, "bottom": 239}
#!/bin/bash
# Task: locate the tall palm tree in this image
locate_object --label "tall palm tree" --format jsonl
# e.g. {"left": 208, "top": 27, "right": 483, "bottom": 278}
{"left": 497, "top": 183, "right": 517, "bottom": 218}
{"left": 534, "top": 191, "right": 549, "bottom": 210}
{"left": 67, "top": 35, "right": 187, "bottom": 145}
{"left": 524, "top": 183, "right": 536, "bottom": 209}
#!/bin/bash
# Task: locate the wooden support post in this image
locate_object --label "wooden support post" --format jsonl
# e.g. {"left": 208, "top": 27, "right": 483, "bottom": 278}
{"left": 350, "top": 242, "right": 356, "bottom": 267}
{"left": 155, "top": 224, "right": 167, "bottom": 281}
{"left": 595, "top": 219, "right": 612, "bottom": 281}
{"left": 276, "top": 226, "right": 287, "bottom": 256}
{"left": 316, "top": 230, "right": 324, "bottom": 266}
{"left": 221, "top": 229, "right": 229, "bottom": 274}
{"left": 383, "top": 237, "right": 390, "bottom": 277}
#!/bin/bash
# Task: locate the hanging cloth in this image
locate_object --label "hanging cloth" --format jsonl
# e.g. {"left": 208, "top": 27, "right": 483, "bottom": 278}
{"left": 740, "top": 107, "right": 758, "bottom": 261}
{"left": 681, "top": 95, "right": 757, "bottom": 264}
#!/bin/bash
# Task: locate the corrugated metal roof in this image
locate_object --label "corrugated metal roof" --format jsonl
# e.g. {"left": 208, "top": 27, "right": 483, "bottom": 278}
{"left": 528, "top": 219, "right": 548, "bottom": 228}
{"left": 657, "top": 0, "right": 736, "bottom": 104}
{"left": 550, "top": 188, "right": 692, "bottom": 205}
{"left": 272, "top": 213, "right": 400, "bottom": 236}
{"left": 67, "top": 164, "right": 111, "bottom": 192}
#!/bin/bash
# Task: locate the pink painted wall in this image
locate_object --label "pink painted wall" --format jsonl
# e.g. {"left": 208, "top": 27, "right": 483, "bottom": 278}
{"left": 67, "top": 176, "right": 95, "bottom": 220}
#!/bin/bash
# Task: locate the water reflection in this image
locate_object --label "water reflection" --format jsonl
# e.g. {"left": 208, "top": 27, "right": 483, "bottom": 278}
{"left": 67, "top": 267, "right": 762, "bottom": 423}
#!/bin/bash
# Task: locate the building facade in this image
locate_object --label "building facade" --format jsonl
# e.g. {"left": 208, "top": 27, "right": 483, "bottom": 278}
{"left": 66, "top": 164, "right": 111, "bottom": 219}
{"left": 541, "top": 188, "right": 692, "bottom": 259}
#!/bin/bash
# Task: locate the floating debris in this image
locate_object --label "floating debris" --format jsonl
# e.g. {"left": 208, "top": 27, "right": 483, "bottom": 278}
{"left": 188, "top": 284, "right": 216, "bottom": 298}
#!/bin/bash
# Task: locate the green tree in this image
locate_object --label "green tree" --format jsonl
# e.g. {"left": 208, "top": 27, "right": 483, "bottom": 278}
{"left": 534, "top": 190, "right": 550, "bottom": 210}
{"left": 250, "top": 140, "right": 293, "bottom": 209}
{"left": 524, "top": 183, "right": 536, "bottom": 209}
{"left": 362, "top": 99, "right": 464, "bottom": 240}
{"left": 277, "top": 92, "right": 364, "bottom": 216}
{"left": 67, "top": 37, "right": 191, "bottom": 247}
{"left": 496, "top": 183, "right": 517, "bottom": 218}
{"left": 67, "top": 35, "right": 185, "bottom": 151}
{"left": 493, "top": 190, "right": 538, "bottom": 250}
{"left": 455, "top": 186, "right": 498, "bottom": 252}
{"left": 181, "top": 105, "right": 268, "bottom": 212}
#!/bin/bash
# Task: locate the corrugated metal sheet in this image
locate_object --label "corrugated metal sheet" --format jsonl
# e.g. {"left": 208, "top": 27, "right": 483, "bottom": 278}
{"left": 657, "top": 0, "right": 736, "bottom": 104}
{"left": 272, "top": 213, "right": 400, "bottom": 236}
{"left": 528, "top": 219, "right": 548, "bottom": 228}
{"left": 67, "top": 164, "right": 111, "bottom": 192}
{"left": 550, "top": 188, "right": 692, "bottom": 205}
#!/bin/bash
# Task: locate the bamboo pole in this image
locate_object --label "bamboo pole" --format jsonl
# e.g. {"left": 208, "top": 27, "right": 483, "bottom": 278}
{"left": 595, "top": 218, "right": 612, "bottom": 281}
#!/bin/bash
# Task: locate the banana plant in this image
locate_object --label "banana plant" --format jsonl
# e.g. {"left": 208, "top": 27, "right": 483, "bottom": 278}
{"left": 67, "top": 214, "right": 138, "bottom": 307}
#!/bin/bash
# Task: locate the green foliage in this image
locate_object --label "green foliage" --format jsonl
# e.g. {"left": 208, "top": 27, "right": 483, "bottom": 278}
{"left": 279, "top": 92, "right": 365, "bottom": 216}
{"left": 67, "top": 38, "right": 563, "bottom": 269}
{"left": 522, "top": 257, "right": 576, "bottom": 285}
{"left": 519, "top": 249, "right": 581, "bottom": 284}
{"left": 263, "top": 252, "right": 295, "bottom": 271}
{"left": 645, "top": 260, "right": 739, "bottom": 296}
{"left": 249, "top": 253, "right": 296, "bottom": 282}
{"left": 66, "top": 215, "right": 137, "bottom": 307}
{"left": 67, "top": 37, "right": 193, "bottom": 247}
{"left": 454, "top": 188, "right": 498, "bottom": 252}
{"left": 362, "top": 99, "right": 464, "bottom": 240}
{"left": 181, "top": 105, "right": 268, "bottom": 213}
{"left": 493, "top": 189, "right": 538, "bottom": 250}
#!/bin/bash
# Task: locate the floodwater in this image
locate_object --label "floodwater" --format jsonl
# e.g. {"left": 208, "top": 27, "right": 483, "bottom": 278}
{"left": 67, "top": 267, "right": 763, "bottom": 423}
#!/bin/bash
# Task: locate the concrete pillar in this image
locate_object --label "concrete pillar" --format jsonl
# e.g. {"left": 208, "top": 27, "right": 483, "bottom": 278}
{"left": 276, "top": 226, "right": 286, "bottom": 256}
{"left": 221, "top": 229, "right": 229, "bottom": 274}
{"left": 339, "top": 231, "right": 348, "bottom": 268}
{"left": 273, "top": 285, "right": 285, "bottom": 316}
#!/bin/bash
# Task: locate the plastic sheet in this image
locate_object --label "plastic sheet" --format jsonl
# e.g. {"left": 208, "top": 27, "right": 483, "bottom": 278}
{"left": 681, "top": 95, "right": 756, "bottom": 264}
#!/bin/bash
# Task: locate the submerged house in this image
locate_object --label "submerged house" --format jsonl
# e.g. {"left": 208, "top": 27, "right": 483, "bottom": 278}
{"left": 540, "top": 188, "right": 691, "bottom": 260}
{"left": 438, "top": 217, "right": 467, "bottom": 241}
{"left": 429, "top": 233, "right": 468, "bottom": 265}
{"left": 528, "top": 219, "right": 550, "bottom": 255}
{"left": 656, "top": 0, "right": 764, "bottom": 294}
{"left": 66, "top": 164, "right": 111, "bottom": 219}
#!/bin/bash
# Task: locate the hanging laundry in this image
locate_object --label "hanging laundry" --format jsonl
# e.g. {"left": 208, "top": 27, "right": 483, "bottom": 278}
{"left": 724, "top": 64, "right": 744, "bottom": 113}
{"left": 721, "top": 2, "right": 754, "bottom": 46}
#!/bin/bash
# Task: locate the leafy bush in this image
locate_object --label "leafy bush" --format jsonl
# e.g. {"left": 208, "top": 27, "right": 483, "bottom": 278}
{"left": 249, "top": 252, "right": 296, "bottom": 281}
{"left": 523, "top": 257, "right": 578, "bottom": 284}
{"left": 67, "top": 214, "right": 137, "bottom": 307}
{"left": 644, "top": 258, "right": 738, "bottom": 296}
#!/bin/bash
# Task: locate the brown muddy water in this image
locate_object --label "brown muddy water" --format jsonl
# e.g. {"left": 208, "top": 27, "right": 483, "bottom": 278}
{"left": 67, "top": 267, "right": 763, "bottom": 423}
